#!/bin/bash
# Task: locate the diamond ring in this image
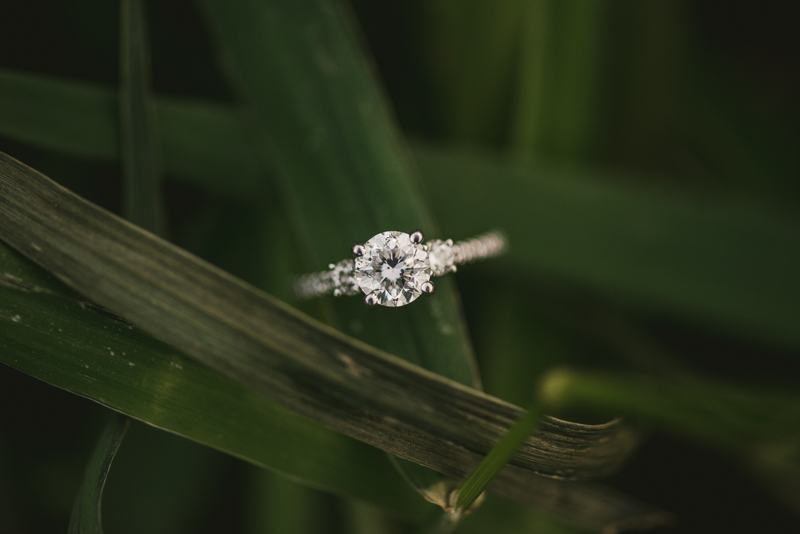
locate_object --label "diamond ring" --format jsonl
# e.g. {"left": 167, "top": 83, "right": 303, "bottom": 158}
{"left": 293, "top": 230, "right": 507, "bottom": 308}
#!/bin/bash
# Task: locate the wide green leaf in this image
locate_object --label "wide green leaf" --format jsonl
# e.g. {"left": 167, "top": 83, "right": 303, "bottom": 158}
{"left": 0, "top": 69, "right": 796, "bottom": 350}
{"left": 194, "top": 0, "right": 482, "bottom": 503}
{"left": 0, "top": 153, "right": 657, "bottom": 531}
{"left": 415, "top": 146, "right": 800, "bottom": 349}
{"left": 0, "top": 244, "right": 426, "bottom": 518}
{"left": 0, "top": 69, "right": 261, "bottom": 198}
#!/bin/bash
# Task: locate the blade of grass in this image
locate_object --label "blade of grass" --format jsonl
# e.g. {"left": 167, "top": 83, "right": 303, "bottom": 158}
{"left": 455, "top": 406, "right": 543, "bottom": 514}
{"left": 543, "top": 0, "right": 606, "bottom": 160}
{"left": 540, "top": 368, "right": 800, "bottom": 445}
{"left": 0, "top": 245, "right": 426, "bottom": 518}
{"left": 472, "top": 286, "right": 571, "bottom": 407}
{"left": 538, "top": 366, "right": 800, "bottom": 522}
{"left": 70, "top": 7, "right": 165, "bottom": 530}
{"left": 119, "top": 0, "right": 166, "bottom": 235}
{"left": 1, "top": 69, "right": 798, "bottom": 349}
{"left": 157, "top": 96, "right": 265, "bottom": 197}
{"left": 0, "top": 69, "right": 262, "bottom": 198}
{"left": 0, "top": 70, "right": 119, "bottom": 160}
{"left": 511, "top": 0, "right": 549, "bottom": 159}
{"left": 68, "top": 413, "right": 129, "bottom": 534}
{"left": 423, "top": 0, "right": 527, "bottom": 144}
{"left": 0, "top": 154, "right": 642, "bottom": 504}
{"left": 424, "top": 406, "right": 547, "bottom": 533}
{"left": 101, "top": 421, "right": 227, "bottom": 534}
{"left": 0, "top": 256, "right": 665, "bottom": 534}
{"left": 414, "top": 145, "right": 800, "bottom": 350}
{"left": 194, "top": 0, "right": 483, "bottom": 503}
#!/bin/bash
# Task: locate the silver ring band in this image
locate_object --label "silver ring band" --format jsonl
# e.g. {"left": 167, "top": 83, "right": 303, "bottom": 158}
{"left": 293, "top": 230, "right": 506, "bottom": 308}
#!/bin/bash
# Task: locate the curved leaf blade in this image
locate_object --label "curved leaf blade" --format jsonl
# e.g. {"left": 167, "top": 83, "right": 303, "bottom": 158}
{"left": 194, "top": 0, "right": 482, "bottom": 502}
{"left": 414, "top": 145, "right": 800, "bottom": 349}
{"left": 0, "top": 153, "right": 636, "bottom": 492}
{"left": 456, "top": 407, "right": 543, "bottom": 513}
{"left": 69, "top": 413, "right": 129, "bottom": 534}
{"left": 0, "top": 244, "right": 425, "bottom": 517}
{"left": 0, "top": 274, "right": 665, "bottom": 532}
{"left": 1, "top": 69, "right": 797, "bottom": 350}
{"left": 541, "top": 368, "right": 800, "bottom": 445}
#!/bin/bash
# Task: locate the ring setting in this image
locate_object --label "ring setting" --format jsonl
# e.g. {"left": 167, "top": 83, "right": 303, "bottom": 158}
{"left": 294, "top": 230, "right": 506, "bottom": 308}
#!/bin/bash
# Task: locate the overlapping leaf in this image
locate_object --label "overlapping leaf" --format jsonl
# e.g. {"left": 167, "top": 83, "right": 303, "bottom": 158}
{"left": 1, "top": 69, "right": 796, "bottom": 350}
{"left": 68, "top": 414, "right": 129, "bottom": 534}
{"left": 0, "top": 153, "right": 659, "bottom": 531}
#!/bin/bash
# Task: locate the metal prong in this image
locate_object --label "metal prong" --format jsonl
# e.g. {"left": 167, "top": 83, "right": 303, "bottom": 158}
{"left": 410, "top": 230, "right": 424, "bottom": 244}
{"left": 364, "top": 292, "right": 379, "bottom": 307}
{"left": 352, "top": 243, "right": 366, "bottom": 257}
{"left": 420, "top": 281, "right": 435, "bottom": 295}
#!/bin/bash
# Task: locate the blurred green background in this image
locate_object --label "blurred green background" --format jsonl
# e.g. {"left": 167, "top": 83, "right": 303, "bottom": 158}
{"left": 1, "top": 0, "right": 799, "bottom": 533}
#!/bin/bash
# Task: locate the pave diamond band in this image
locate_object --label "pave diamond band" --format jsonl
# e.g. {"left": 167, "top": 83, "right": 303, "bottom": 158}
{"left": 293, "top": 230, "right": 506, "bottom": 308}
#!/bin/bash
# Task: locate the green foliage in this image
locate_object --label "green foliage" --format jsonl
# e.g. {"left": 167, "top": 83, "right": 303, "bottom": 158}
{"left": 0, "top": 0, "right": 799, "bottom": 533}
{"left": 68, "top": 414, "right": 129, "bottom": 534}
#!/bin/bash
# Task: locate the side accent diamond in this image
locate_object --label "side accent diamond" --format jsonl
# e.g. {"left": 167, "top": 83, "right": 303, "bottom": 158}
{"left": 427, "top": 239, "right": 456, "bottom": 276}
{"left": 330, "top": 260, "right": 359, "bottom": 296}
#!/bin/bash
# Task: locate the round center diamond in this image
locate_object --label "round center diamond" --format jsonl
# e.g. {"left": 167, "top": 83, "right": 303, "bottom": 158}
{"left": 353, "top": 231, "right": 431, "bottom": 307}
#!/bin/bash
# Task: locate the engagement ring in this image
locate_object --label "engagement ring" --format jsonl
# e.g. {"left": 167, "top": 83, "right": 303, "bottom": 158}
{"left": 293, "top": 230, "right": 507, "bottom": 308}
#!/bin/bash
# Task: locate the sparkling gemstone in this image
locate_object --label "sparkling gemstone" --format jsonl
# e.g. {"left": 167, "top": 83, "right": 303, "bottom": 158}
{"left": 427, "top": 239, "right": 455, "bottom": 276}
{"left": 330, "top": 259, "right": 359, "bottom": 296}
{"left": 353, "top": 231, "right": 431, "bottom": 307}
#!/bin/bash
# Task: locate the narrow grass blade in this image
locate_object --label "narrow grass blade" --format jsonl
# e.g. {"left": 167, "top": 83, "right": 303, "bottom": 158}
{"left": 157, "top": 95, "right": 265, "bottom": 197}
{"left": 194, "top": 0, "right": 482, "bottom": 504}
{"left": 119, "top": 0, "right": 166, "bottom": 235}
{"left": 101, "top": 422, "right": 227, "bottom": 534}
{"left": 0, "top": 69, "right": 262, "bottom": 198}
{"left": 0, "top": 154, "right": 640, "bottom": 506}
{"left": 540, "top": 368, "right": 800, "bottom": 445}
{"left": 68, "top": 413, "right": 129, "bottom": 534}
{"left": 546, "top": 0, "right": 606, "bottom": 160}
{"left": 414, "top": 145, "right": 800, "bottom": 350}
{"left": 512, "top": 0, "right": 606, "bottom": 161}
{"left": 0, "top": 243, "right": 426, "bottom": 517}
{"left": 424, "top": 0, "right": 527, "bottom": 144}
{"left": 511, "top": 0, "right": 549, "bottom": 159}
{"left": 1, "top": 69, "right": 797, "bottom": 350}
{"left": 455, "top": 406, "right": 543, "bottom": 514}
{"left": 0, "top": 69, "right": 119, "bottom": 160}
